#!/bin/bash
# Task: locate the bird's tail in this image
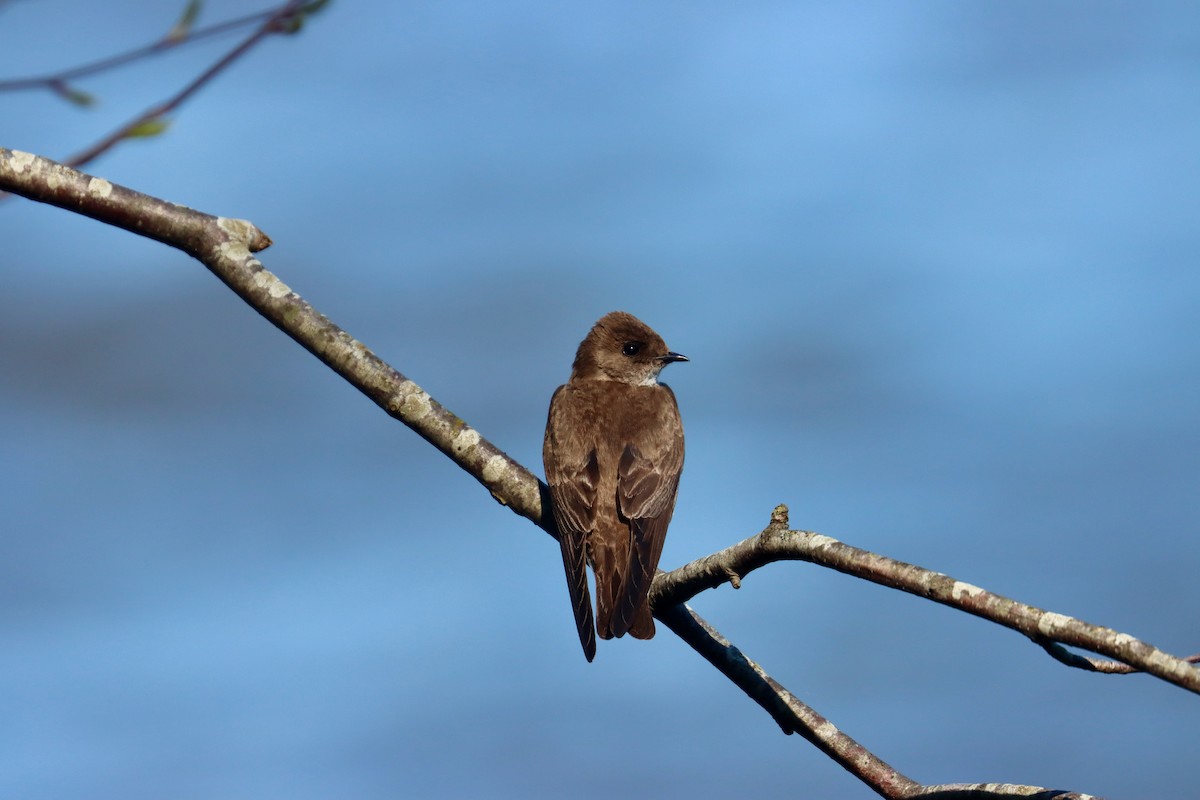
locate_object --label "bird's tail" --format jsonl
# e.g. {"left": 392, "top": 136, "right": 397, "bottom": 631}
{"left": 593, "top": 524, "right": 658, "bottom": 641}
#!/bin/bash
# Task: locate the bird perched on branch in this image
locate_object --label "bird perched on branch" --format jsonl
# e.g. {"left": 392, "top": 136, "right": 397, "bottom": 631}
{"left": 543, "top": 311, "right": 687, "bottom": 661}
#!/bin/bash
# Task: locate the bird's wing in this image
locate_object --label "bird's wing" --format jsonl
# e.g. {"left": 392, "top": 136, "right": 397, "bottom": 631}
{"left": 612, "top": 387, "right": 684, "bottom": 638}
{"left": 544, "top": 386, "right": 598, "bottom": 661}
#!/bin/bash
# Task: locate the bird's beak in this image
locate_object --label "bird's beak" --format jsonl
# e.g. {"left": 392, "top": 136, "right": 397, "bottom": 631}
{"left": 659, "top": 352, "right": 689, "bottom": 364}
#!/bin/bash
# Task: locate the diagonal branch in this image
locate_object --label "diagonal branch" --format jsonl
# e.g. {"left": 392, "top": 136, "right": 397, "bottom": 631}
{"left": 62, "top": 0, "right": 313, "bottom": 170}
{"left": 0, "top": 147, "right": 551, "bottom": 534}
{"left": 3, "top": 148, "right": 1179, "bottom": 799}
{"left": 658, "top": 603, "right": 1101, "bottom": 799}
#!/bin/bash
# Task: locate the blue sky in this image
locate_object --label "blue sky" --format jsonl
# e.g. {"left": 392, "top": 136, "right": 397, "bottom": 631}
{"left": 3, "top": 2, "right": 1199, "bottom": 798}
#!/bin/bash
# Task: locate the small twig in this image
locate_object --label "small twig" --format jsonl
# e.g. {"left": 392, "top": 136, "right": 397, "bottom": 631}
{"left": 0, "top": 8, "right": 277, "bottom": 92}
{"left": 62, "top": 0, "right": 311, "bottom": 170}
{"left": 1038, "top": 641, "right": 1200, "bottom": 675}
{"left": 0, "top": 1, "right": 321, "bottom": 194}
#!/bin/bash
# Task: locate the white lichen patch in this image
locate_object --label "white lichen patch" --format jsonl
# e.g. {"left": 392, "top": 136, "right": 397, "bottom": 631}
{"left": 1112, "top": 632, "right": 1136, "bottom": 651}
{"left": 397, "top": 384, "right": 432, "bottom": 421}
{"left": 951, "top": 580, "right": 985, "bottom": 601}
{"left": 217, "top": 217, "right": 257, "bottom": 243}
{"left": 10, "top": 150, "right": 37, "bottom": 174}
{"left": 87, "top": 177, "right": 113, "bottom": 198}
{"left": 1037, "top": 611, "right": 1072, "bottom": 637}
{"left": 341, "top": 338, "right": 366, "bottom": 364}
{"left": 806, "top": 533, "right": 838, "bottom": 548}
{"left": 813, "top": 720, "right": 841, "bottom": 739}
{"left": 218, "top": 239, "right": 250, "bottom": 260}
{"left": 452, "top": 427, "right": 480, "bottom": 455}
{"left": 251, "top": 269, "right": 292, "bottom": 299}
{"left": 482, "top": 454, "right": 508, "bottom": 484}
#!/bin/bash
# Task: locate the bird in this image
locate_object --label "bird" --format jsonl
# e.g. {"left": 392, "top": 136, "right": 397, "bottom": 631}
{"left": 543, "top": 311, "right": 687, "bottom": 661}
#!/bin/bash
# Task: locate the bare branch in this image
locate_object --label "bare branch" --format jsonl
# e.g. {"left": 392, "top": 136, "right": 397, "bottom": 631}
{"left": 912, "top": 786, "right": 1098, "bottom": 799}
{"left": 1, "top": 149, "right": 1171, "bottom": 799}
{"left": 652, "top": 504, "right": 1200, "bottom": 695}
{"left": 0, "top": 149, "right": 269, "bottom": 254}
{"left": 656, "top": 603, "right": 923, "bottom": 795}
{"left": 0, "top": 147, "right": 551, "bottom": 536}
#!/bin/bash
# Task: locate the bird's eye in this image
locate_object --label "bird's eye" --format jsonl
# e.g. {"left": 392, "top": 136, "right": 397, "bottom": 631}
{"left": 622, "top": 342, "right": 643, "bottom": 357}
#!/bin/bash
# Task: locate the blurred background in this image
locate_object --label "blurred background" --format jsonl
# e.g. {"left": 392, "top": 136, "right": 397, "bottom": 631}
{"left": 2, "top": 2, "right": 1198, "bottom": 797}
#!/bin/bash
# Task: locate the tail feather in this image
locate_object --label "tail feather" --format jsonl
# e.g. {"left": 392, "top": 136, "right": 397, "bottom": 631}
{"left": 611, "top": 516, "right": 668, "bottom": 640}
{"left": 627, "top": 596, "right": 655, "bottom": 639}
{"left": 593, "top": 522, "right": 660, "bottom": 641}
{"left": 591, "top": 531, "right": 627, "bottom": 640}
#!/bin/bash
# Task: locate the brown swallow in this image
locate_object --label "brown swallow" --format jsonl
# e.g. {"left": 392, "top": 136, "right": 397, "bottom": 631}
{"left": 543, "top": 311, "right": 686, "bottom": 661}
